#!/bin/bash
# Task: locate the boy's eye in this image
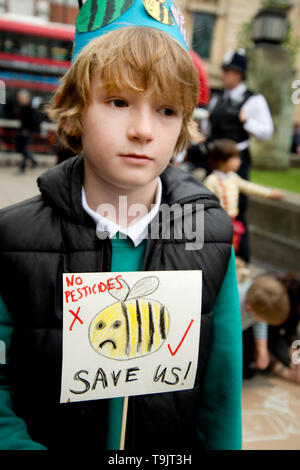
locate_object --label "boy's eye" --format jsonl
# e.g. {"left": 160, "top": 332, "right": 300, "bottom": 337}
{"left": 159, "top": 107, "right": 177, "bottom": 117}
{"left": 108, "top": 98, "right": 128, "bottom": 108}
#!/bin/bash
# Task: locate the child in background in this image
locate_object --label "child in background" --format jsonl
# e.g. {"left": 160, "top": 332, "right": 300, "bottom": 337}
{"left": 240, "top": 275, "right": 290, "bottom": 378}
{"left": 268, "top": 273, "right": 300, "bottom": 383}
{"left": 204, "top": 139, "right": 283, "bottom": 253}
{"left": 0, "top": 0, "right": 242, "bottom": 451}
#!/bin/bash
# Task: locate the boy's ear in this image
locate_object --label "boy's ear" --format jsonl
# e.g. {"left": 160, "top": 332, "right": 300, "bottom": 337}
{"left": 61, "top": 117, "right": 81, "bottom": 136}
{"left": 61, "top": 118, "right": 72, "bottom": 135}
{"left": 61, "top": 117, "right": 71, "bottom": 134}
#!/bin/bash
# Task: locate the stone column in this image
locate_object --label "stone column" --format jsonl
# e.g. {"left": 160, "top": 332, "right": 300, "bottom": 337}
{"left": 247, "top": 43, "right": 295, "bottom": 170}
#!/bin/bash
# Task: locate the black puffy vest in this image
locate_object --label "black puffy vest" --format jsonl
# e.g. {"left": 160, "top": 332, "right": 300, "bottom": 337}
{"left": 0, "top": 156, "right": 233, "bottom": 450}
{"left": 209, "top": 89, "right": 254, "bottom": 143}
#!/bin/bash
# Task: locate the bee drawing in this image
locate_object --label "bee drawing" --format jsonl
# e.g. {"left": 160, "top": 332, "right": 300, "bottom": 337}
{"left": 143, "top": 0, "right": 174, "bottom": 26}
{"left": 89, "top": 276, "right": 170, "bottom": 360}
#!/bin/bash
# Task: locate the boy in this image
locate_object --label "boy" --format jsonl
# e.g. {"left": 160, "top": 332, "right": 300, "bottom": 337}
{"left": 0, "top": 0, "right": 242, "bottom": 450}
{"left": 204, "top": 139, "right": 282, "bottom": 253}
{"left": 267, "top": 273, "right": 300, "bottom": 384}
{"left": 240, "top": 275, "right": 290, "bottom": 378}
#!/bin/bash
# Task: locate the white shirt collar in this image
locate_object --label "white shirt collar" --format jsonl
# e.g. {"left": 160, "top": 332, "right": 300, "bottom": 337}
{"left": 214, "top": 170, "right": 230, "bottom": 180}
{"left": 226, "top": 82, "right": 247, "bottom": 101}
{"left": 82, "top": 178, "right": 162, "bottom": 247}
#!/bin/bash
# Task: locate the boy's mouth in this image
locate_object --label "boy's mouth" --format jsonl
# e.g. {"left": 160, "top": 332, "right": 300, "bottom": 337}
{"left": 119, "top": 154, "right": 152, "bottom": 161}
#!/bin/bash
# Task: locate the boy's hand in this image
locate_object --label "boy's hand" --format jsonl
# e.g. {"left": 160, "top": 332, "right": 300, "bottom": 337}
{"left": 269, "top": 189, "right": 283, "bottom": 199}
{"left": 273, "top": 362, "right": 300, "bottom": 383}
{"left": 255, "top": 348, "right": 270, "bottom": 370}
{"left": 287, "top": 363, "right": 300, "bottom": 383}
{"left": 254, "top": 338, "right": 270, "bottom": 370}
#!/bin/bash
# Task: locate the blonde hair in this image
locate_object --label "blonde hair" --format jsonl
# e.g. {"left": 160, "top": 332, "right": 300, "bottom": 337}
{"left": 246, "top": 276, "right": 290, "bottom": 326}
{"left": 46, "top": 26, "right": 200, "bottom": 155}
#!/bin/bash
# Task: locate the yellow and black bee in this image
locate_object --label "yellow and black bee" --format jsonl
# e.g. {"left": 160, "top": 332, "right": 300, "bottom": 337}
{"left": 89, "top": 276, "right": 170, "bottom": 360}
{"left": 144, "top": 0, "right": 174, "bottom": 26}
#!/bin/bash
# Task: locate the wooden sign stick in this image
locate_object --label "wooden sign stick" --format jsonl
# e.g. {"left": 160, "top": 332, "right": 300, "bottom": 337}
{"left": 119, "top": 396, "right": 129, "bottom": 450}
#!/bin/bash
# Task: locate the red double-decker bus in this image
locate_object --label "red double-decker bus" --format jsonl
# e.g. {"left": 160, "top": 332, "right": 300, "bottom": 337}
{"left": 0, "top": 13, "right": 74, "bottom": 156}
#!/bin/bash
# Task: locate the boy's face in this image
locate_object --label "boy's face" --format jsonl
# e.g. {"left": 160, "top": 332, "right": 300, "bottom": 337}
{"left": 81, "top": 78, "right": 183, "bottom": 194}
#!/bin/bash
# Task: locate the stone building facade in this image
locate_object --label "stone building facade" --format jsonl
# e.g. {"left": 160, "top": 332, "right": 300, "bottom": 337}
{"left": 181, "top": 0, "right": 300, "bottom": 123}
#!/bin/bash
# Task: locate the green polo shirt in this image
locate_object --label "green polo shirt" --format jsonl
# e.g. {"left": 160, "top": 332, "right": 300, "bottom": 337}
{"left": 106, "top": 235, "right": 146, "bottom": 450}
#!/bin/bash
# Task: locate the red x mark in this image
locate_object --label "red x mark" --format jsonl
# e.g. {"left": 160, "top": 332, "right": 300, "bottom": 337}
{"left": 69, "top": 307, "right": 83, "bottom": 331}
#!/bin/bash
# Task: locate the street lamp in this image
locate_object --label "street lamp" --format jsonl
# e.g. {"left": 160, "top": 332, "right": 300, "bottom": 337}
{"left": 251, "top": 2, "right": 292, "bottom": 45}
{"left": 247, "top": 0, "right": 295, "bottom": 171}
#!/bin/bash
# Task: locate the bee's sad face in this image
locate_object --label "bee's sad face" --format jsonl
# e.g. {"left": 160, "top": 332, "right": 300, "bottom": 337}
{"left": 89, "top": 303, "right": 127, "bottom": 359}
{"left": 89, "top": 298, "right": 170, "bottom": 360}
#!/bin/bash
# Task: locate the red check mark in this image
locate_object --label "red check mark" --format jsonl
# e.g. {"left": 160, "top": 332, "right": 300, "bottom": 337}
{"left": 168, "top": 319, "right": 194, "bottom": 356}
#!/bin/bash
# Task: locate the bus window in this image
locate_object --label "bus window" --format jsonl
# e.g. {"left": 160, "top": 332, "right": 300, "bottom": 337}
{"left": 36, "top": 38, "right": 49, "bottom": 59}
{"left": 51, "top": 39, "right": 70, "bottom": 61}
{"left": 1, "top": 31, "right": 72, "bottom": 61}
{"left": 3, "top": 33, "right": 14, "bottom": 53}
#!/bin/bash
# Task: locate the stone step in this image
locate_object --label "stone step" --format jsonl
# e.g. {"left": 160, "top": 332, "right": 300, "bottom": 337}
{"left": 290, "top": 153, "right": 300, "bottom": 168}
{"left": 248, "top": 191, "right": 300, "bottom": 272}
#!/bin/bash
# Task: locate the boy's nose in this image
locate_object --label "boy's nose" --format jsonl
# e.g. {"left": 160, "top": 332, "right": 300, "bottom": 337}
{"left": 127, "top": 108, "right": 154, "bottom": 143}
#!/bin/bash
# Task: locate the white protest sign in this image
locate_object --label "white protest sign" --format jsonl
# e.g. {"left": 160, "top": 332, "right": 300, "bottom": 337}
{"left": 60, "top": 270, "right": 202, "bottom": 403}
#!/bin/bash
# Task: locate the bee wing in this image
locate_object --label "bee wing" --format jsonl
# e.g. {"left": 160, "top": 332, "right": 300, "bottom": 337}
{"left": 127, "top": 276, "right": 159, "bottom": 299}
{"left": 109, "top": 278, "right": 130, "bottom": 301}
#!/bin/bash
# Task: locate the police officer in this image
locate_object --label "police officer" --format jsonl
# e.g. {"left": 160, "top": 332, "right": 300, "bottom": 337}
{"left": 205, "top": 49, "right": 274, "bottom": 262}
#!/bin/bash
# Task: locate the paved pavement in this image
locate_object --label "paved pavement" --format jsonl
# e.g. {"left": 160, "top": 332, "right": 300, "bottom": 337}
{"left": 242, "top": 374, "right": 300, "bottom": 449}
{"left": 0, "top": 165, "right": 46, "bottom": 209}
{"left": 0, "top": 162, "right": 300, "bottom": 450}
